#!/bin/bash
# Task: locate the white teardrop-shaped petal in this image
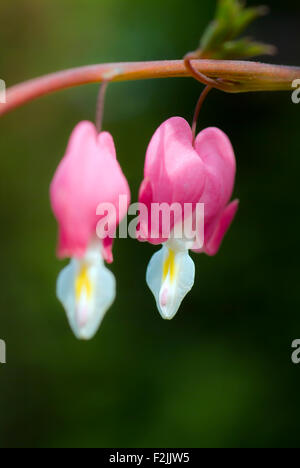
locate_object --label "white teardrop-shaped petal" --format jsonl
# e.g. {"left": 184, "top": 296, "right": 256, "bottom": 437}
{"left": 56, "top": 242, "right": 116, "bottom": 340}
{"left": 146, "top": 239, "right": 195, "bottom": 320}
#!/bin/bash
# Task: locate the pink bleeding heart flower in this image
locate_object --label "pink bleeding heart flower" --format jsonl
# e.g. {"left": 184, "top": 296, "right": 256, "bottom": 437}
{"left": 137, "top": 117, "right": 238, "bottom": 320}
{"left": 50, "top": 121, "right": 130, "bottom": 340}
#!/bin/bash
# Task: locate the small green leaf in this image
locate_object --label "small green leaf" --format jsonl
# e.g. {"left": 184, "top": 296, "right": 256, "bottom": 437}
{"left": 198, "top": 0, "right": 275, "bottom": 60}
{"left": 232, "top": 6, "right": 269, "bottom": 37}
{"left": 200, "top": 19, "right": 229, "bottom": 52}
{"left": 216, "top": 0, "right": 241, "bottom": 24}
{"left": 214, "top": 38, "right": 276, "bottom": 60}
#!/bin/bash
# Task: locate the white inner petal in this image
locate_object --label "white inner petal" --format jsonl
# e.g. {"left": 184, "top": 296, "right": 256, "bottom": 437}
{"left": 146, "top": 238, "right": 195, "bottom": 320}
{"left": 56, "top": 241, "right": 116, "bottom": 340}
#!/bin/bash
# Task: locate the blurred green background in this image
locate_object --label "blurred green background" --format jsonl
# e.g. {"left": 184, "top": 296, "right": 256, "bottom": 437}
{"left": 0, "top": 0, "right": 299, "bottom": 448}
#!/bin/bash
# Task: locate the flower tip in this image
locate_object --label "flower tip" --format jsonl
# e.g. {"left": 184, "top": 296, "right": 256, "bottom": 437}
{"left": 159, "top": 308, "right": 177, "bottom": 321}
{"left": 158, "top": 288, "right": 176, "bottom": 320}
{"left": 73, "top": 327, "right": 98, "bottom": 341}
{"left": 160, "top": 313, "right": 175, "bottom": 321}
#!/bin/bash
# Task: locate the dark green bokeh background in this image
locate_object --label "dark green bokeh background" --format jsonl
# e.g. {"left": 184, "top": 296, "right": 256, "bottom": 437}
{"left": 0, "top": 0, "right": 299, "bottom": 448}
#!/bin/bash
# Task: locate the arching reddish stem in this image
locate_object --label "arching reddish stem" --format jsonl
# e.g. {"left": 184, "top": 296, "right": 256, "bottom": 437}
{"left": 0, "top": 60, "right": 299, "bottom": 117}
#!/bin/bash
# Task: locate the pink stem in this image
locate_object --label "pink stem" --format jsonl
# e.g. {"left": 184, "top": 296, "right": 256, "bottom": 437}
{"left": 1, "top": 60, "right": 299, "bottom": 117}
